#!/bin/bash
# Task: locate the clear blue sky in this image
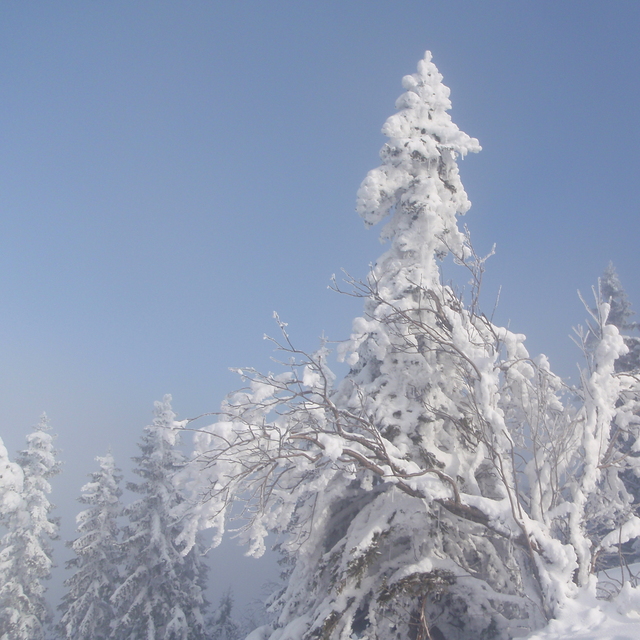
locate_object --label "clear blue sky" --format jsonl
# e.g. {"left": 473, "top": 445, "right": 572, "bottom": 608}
{"left": 1, "top": 0, "right": 639, "bottom": 613}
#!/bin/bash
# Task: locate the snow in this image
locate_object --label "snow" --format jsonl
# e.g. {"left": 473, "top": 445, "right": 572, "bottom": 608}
{"left": 601, "top": 516, "right": 640, "bottom": 551}
{"left": 524, "top": 582, "right": 640, "bottom": 640}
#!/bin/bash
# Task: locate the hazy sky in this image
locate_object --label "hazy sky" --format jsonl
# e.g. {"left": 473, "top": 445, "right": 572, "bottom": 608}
{"left": 1, "top": 0, "right": 639, "bottom": 614}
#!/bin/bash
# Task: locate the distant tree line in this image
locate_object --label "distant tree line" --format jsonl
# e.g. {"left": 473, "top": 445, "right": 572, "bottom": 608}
{"left": 0, "top": 398, "right": 247, "bottom": 640}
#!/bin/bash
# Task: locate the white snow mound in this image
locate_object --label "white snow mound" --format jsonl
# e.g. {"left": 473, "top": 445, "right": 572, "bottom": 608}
{"left": 525, "top": 582, "right": 640, "bottom": 640}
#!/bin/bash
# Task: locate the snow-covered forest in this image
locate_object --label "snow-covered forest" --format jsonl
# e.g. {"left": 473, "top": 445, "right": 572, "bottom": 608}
{"left": 2, "top": 50, "right": 640, "bottom": 640}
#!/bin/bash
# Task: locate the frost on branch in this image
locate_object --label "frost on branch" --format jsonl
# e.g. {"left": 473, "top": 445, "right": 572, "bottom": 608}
{"left": 181, "top": 53, "right": 640, "bottom": 640}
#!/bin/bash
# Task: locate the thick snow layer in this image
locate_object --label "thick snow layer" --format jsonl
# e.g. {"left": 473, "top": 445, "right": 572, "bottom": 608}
{"left": 524, "top": 581, "right": 640, "bottom": 640}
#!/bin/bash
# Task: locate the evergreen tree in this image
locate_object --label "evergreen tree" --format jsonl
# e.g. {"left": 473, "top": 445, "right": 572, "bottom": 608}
{"left": 183, "top": 52, "right": 550, "bottom": 640}
{"left": 181, "top": 52, "right": 640, "bottom": 639}
{"left": 209, "top": 590, "right": 240, "bottom": 640}
{"left": 566, "top": 296, "right": 635, "bottom": 581}
{"left": 0, "top": 435, "right": 23, "bottom": 519}
{"left": 577, "top": 265, "right": 640, "bottom": 569}
{"left": 58, "top": 451, "right": 123, "bottom": 640}
{"left": 0, "top": 415, "right": 60, "bottom": 640}
{"left": 599, "top": 262, "right": 640, "bottom": 372}
{"left": 111, "top": 396, "right": 208, "bottom": 640}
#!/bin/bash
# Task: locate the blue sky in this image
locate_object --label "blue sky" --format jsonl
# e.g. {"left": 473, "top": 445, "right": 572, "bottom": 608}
{"left": 1, "top": 0, "right": 639, "bottom": 612}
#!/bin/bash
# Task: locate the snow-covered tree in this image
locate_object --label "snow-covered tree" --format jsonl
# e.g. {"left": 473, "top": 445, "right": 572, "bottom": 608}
{"left": 180, "top": 52, "right": 553, "bottom": 640}
{"left": 58, "top": 451, "right": 123, "bottom": 640}
{"left": 597, "top": 263, "right": 640, "bottom": 373}
{"left": 574, "top": 268, "right": 640, "bottom": 572}
{"left": 0, "top": 415, "right": 60, "bottom": 640}
{"left": 209, "top": 590, "right": 240, "bottom": 640}
{"left": 0, "top": 436, "right": 23, "bottom": 522}
{"left": 179, "top": 52, "right": 640, "bottom": 639}
{"left": 111, "top": 395, "right": 208, "bottom": 640}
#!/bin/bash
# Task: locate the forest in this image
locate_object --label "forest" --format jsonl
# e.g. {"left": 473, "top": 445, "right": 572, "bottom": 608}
{"left": 2, "top": 51, "right": 640, "bottom": 640}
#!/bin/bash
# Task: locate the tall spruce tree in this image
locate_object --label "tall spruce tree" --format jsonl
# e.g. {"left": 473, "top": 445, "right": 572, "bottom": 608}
{"left": 180, "top": 52, "right": 640, "bottom": 640}
{"left": 110, "top": 396, "right": 208, "bottom": 640}
{"left": 0, "top": 415, "right": 60, "bottom": 640}
{"left": 58, "top": 451, "right": 124, "bottom": 640}
{"left": 182, "top": 52, "right": 553, "bottom": 640}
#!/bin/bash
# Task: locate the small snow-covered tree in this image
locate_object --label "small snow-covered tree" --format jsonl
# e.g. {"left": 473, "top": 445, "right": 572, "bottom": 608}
{"left": 111, "top": 395, "right": 208, "bottom": 640}
{"left": 0, "top": 435, "right": 23, "bottom": 522}
{"left": 0, "top": 437, "right": 25, "bottom": 640}
{"left": 58, "top": 451, "right": 123, "bottom": 640}
{"left": 0, "top": 415, "right": 60, "bottom": 640}
{"left": 209, "top": 589, "right": 240, "bottom": 640}
{"left": 573, "top": 269, "right": 640, "bottom": 573}
{"left": 597, "top": 263, "right": 640, "bottom": 373}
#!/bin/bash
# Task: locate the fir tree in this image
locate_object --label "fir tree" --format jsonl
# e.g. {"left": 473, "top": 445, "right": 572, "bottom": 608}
{"left": 577, "top": 265, "right": 640, "bottom": 570}
{"left": 111, "top": 396, "right": 208, "bottom": 640}
{"left": 209, "top": 590, "right": 240, "bottom": 640}
{"left": 58, "top": 451, "right": 124, "bottom": 640}
{"left": 599, "top": 262, "right": 640, "bottom": 372}
{"left": 0, "top": 415, "right": 60, "bottom": 640}
{"left": 0, "top": 436, "right": 23, "bottom": 519}
{"left": 183, "top": 52, "right": 549, "bottom": 640}
{"left": 181, "top": 52, "right": 640, "bottom": 639}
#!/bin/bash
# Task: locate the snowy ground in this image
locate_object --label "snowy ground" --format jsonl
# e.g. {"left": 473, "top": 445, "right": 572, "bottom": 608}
{"left": 525, "top": 579, "right": 640, "bottom": 640}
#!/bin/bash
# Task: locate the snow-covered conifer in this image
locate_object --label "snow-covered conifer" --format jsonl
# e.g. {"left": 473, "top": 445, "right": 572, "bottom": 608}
{"left": 576, "top": 273, "right": 640, "bottom": 571}
{"left": 209, "top": 590, "right": 240, "bottom": 640}
{"left": 0, "top": 415, "right": 60, "bottom": 640}
{"left": 182, "top": 53, "right": 557, "bottom": 640}
{"left": 0, "top": 436, "right": 23, "bottom": 520}
{"left": 111, "top": 396, "right": 208, "bottom": 640}
{"left": 598, "top": 263, "right": 640, "bottom": 372}
{"left": 182, "top": 52, "right": 640, "bottom": 640}
{"left": 58, "top": 451, "right": 123, "bottom": 640}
